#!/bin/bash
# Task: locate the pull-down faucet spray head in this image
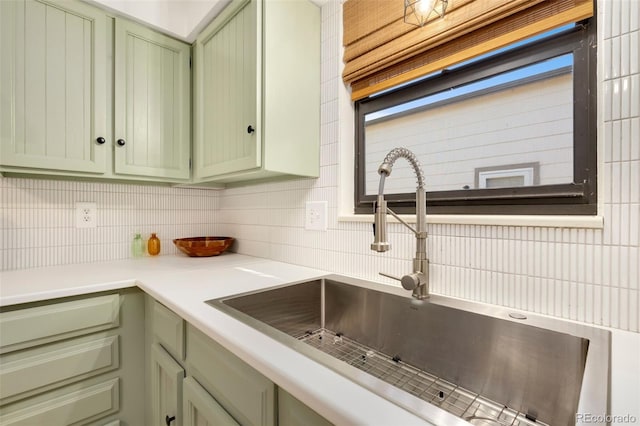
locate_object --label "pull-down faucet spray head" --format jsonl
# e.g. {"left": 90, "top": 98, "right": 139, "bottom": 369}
{"left": 371, "top": 147, "right": 425, "bottom": 252}
{"left": 371, "top": 173, "right": 391, "bottom": 252}
{"left": 371, "top": 147, "right": 429, "bottom": 299}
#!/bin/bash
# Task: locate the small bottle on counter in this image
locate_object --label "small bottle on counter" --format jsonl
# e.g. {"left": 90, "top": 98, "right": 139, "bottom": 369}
{"left": 148, "top": 233, "right": 161, "bottom": 256}
{"left": 132, "top": 233, "right": 144, "bottom": 258}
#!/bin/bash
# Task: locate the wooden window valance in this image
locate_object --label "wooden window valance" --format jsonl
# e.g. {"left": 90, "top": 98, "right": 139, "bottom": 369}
{"left": 343, "top": 0, "right": 594, "bottom": 100}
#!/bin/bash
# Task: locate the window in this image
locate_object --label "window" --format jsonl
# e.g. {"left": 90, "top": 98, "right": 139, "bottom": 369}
{"left": 354, "top": 21, "right": 597, "bottom": 215}
{"left": 476, "top": 163, "right": 539, "bottom": 189}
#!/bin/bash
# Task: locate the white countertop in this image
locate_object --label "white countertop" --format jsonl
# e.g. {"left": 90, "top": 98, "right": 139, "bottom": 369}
{"left": 0, "top": 254, "right": 432, "bottom": 426}
{"left": 2, "top": 255, "right": 638, "bottom": 426}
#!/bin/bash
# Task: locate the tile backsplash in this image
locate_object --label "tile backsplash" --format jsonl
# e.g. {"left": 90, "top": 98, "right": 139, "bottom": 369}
{"left": 0, "top": 178, "right": 218, "bottom": 269}
{"left": 1, "top": 0, "right": 638, "bottom": 333}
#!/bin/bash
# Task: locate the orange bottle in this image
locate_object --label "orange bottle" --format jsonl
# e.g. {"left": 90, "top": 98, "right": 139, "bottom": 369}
{"left": 148, "top": 233, "right": 161, "bottom": 256}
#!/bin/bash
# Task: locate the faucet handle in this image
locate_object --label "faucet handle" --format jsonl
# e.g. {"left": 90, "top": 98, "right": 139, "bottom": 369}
{"left": 379, "top": 272, "right": 423, "bottom": 292}
{"left": 379, "top": 272, "right": 402, "bottom": 281}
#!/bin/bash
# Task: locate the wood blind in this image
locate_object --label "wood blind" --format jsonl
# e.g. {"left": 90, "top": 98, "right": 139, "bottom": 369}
{"left": 343, "top": 0, "right": 594, "bottom": 100}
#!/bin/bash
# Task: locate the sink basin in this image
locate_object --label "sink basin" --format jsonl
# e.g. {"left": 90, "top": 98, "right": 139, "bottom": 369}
{"left": 208, "top": 275, "right": 610, "bottom": 426}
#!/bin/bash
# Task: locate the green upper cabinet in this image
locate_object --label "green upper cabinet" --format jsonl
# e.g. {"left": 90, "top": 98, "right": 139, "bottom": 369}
{"left": 114, "top": 19, "right": 191, "bottom": 181}
{"left": 0, "top": 1, "right": 191, "bottom": 183}
{"left": 193, "top": 0, "right": 320, "bottom": 185}
{"left": 0, "top": 0, "right": 107, "bottom": 174}
{"left": 1, "top": 0, "right": 320, "bottom": 187}
{"left": 194, "top": 0, "right": 258, "bottom": 179}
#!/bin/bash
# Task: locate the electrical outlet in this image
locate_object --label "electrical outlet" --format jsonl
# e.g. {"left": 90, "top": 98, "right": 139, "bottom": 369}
{"left": 75, "top": 202, "right": 97, "bottom": 228}
{"left": 305, "top": 201, "right": 327, "bottom": 231}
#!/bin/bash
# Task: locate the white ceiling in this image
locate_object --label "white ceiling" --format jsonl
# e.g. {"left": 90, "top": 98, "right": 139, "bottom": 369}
{"left": 85, "top": 0, "right": 232, "bottom": 42}
{"left": 86, "top": 0, "right": 328, "bottom": 43}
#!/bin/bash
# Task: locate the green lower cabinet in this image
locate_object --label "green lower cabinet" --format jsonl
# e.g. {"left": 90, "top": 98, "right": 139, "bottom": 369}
{"left": 182, "top": 377, "right": 239, "bottom": 426}
{"left": 185, "top": 325, "right": 275, "bottom": 426}
{"left": 152, "top": 301, "right": 186, "bottom": 362}
{"left": 150, "top": 344, "right": 185, "bottom": 426}
{"left": 0, "top": 289, "right": 146, "bottom": 425}
{"left": 0, "top": 377, "right": 119, "bottom": 426}
{"left": 0, "top": 293, "right": 120, "bottom": 355}
{"left": 277, "top": 389, "right": 332, "bottom": 426}
{"left": 147, "top": 300, "right": 333, "bottom": 426}
{"left": 0, "top": 334, "right": 119, "bottom": 405}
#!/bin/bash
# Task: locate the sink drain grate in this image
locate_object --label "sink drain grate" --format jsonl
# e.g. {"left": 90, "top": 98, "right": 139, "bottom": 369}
{"left": 299, "top": 329, "right": 547, "bottom": 426}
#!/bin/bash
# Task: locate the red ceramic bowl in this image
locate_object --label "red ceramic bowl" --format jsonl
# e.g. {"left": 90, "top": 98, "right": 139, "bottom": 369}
{"left": 173, "top": 237, "right": 235, "bottom": 257}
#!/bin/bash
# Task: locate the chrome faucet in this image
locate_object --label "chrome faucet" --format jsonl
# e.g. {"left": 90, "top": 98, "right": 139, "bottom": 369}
{"left": 371, "top": 147, "right": 429, "bottom": 299}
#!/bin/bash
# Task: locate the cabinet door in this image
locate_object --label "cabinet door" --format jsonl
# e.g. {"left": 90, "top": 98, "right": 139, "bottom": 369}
{"left": 278, "top": 388, "right": 332, "bottom": 426}
{"left": 186, "top": 325, "right": 275, "bottom": 426}
{"left": 0, "top": 0, "right": 107, "bottom": 173}
{"left": 150, "top": 344, "right": 184, "bottom": 426}
{"left": 182, "top": 377, "right": 238, "bottom": 426}
{"left": 194, "top": 0, "right": 259, "bottom": 179}
{"left": 114, "top": 19, "right": 191, "bottom": 180}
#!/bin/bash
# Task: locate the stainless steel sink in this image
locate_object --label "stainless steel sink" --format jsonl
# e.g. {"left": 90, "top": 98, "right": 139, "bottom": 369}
{"left": 208, "top": 275, "right": 610, "bottom": 426}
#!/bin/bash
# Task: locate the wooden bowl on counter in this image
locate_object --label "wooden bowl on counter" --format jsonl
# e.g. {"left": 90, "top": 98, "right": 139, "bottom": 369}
{"left": 173, "top": 237, "right": 235, "bottom": 257}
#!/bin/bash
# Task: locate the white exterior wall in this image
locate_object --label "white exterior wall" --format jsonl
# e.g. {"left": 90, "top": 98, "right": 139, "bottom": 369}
{"left": 365, "top": 73, "right": 574, "bottom": 193}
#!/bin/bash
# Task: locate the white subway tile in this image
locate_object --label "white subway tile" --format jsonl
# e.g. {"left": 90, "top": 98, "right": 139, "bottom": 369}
{"left": 630, "top": 205, "right": 640, "bottom": 247}
{"left": 621, "top": 76, "right": 631, "bottom": 118}
{"left": 631, "top": 32, "right": 639, "bottom": 75}
{"left": 631, "top": 74, "right": 640, "bottom": 118}
{"left": 612, "top": 36, "right": 621, "bottom": 78}
{"left": 614, "top": 79, "right": 623, "bottom": 120}
{"left": 622, "top": 0, "right": 632, "bottom": 35}
{"left": 630, "top": 290, "right": 639, "bottom": 332}
{"left": 612, "top": 0, "right": 622, "bottom": 38}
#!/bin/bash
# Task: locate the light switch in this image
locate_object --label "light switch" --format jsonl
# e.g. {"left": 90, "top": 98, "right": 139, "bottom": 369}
{"left": 305, "top": 201, "right": 327, "bottom": 231}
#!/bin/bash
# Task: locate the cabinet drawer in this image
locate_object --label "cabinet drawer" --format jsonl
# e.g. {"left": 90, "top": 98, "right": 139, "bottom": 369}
{"left": 153, "top": 301, "right": 185, "bottom": 361}
{"left": 0, "top": 334, "right": 119, "bottom": 404}
{"left": 183, "top": 377, "right": 238, "bottom": 426}
{"left": 0, "top": 378, "right": 119, "bottom": 425}
{"left": 0, "top": 294, "right": 120, "bottom": 354}
{"left": 186, "top": 325, "right": 275, "bottom": 426}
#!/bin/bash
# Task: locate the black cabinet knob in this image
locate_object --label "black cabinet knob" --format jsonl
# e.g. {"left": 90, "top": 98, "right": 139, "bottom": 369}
{"left": 96, "top": 137, "right": 106, "bottom": 145}
{"left": 165, "top": 415, "right": 176, "bottom": 425}
{"left": 117, "top": 139, "right": 126, "bottom": 146}
{"left": 247, "top": 125, "right": 255, "bottom": 134}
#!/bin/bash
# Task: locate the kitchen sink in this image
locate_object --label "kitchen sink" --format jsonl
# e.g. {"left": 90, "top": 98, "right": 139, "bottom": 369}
{"left": 207, "top": 275, "right": 610, "bottom": 426}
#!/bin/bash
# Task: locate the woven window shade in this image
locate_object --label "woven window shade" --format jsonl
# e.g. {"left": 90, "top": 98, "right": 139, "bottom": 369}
{"left": 343, "top": 0, "right": 593, "bottom": 100}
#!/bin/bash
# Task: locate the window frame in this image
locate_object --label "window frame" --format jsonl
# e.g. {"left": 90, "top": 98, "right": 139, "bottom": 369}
{"left": 354, "top": 20, "right": 597, "bottom": 216}
{"left": 476, "top": 163, "right": 539, "bottom": 189}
